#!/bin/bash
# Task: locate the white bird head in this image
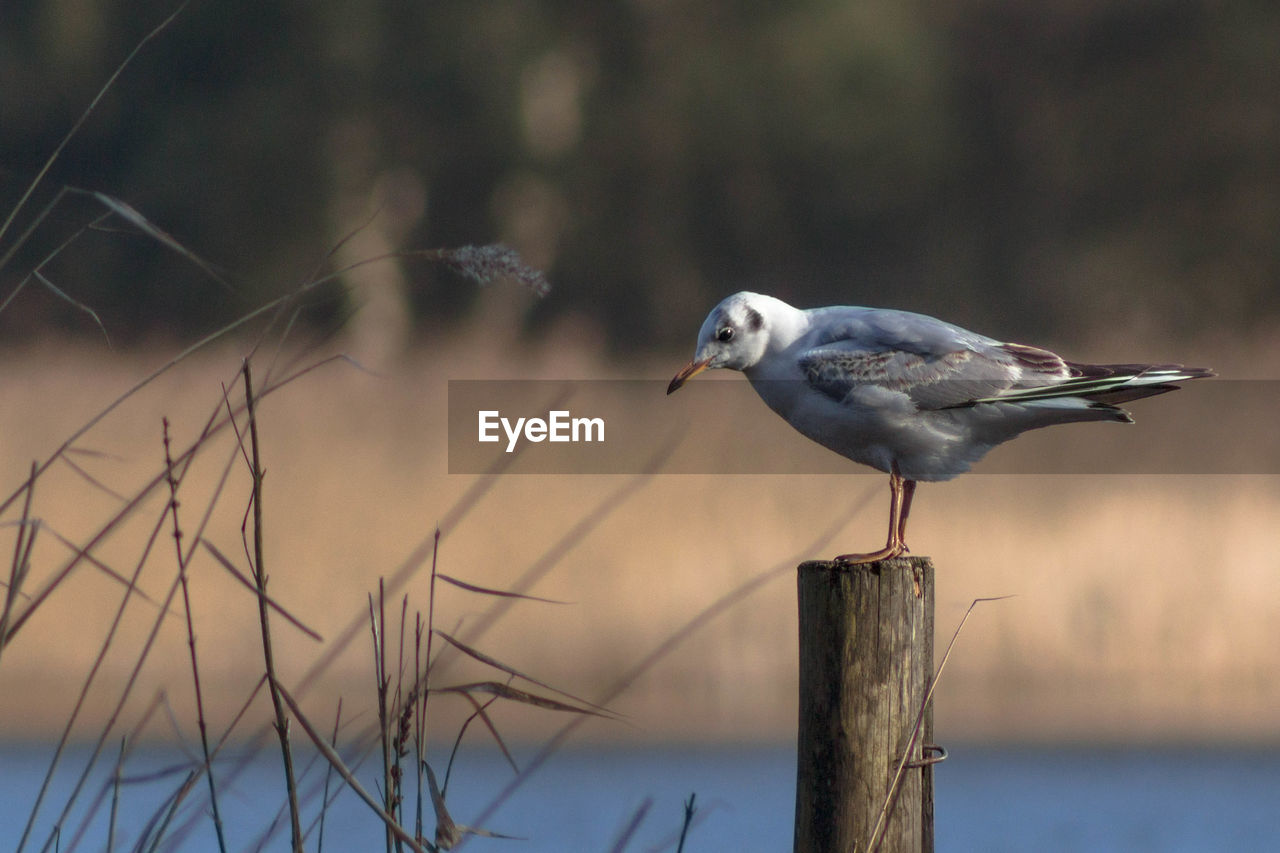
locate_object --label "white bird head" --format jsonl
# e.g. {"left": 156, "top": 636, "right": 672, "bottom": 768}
{"left": 668, "top": 292, "right": 784, "bottom": 393}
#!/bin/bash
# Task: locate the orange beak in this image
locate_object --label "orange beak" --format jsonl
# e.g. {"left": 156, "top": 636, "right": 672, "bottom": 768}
{"left": 667, "top": 357, "right": 713, "bottom": 394}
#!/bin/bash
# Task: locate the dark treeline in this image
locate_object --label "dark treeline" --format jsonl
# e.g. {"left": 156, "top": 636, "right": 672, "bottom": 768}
{"left": 3, "top": 1, "right": 1276, "bottom": 352}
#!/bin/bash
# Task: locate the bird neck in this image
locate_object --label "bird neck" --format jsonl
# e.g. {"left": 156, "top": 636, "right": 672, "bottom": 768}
{"left": 760, "top": 300, "right": 810, "bottom": 354}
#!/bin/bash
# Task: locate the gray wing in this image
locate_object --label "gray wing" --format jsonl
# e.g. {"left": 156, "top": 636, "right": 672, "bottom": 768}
{"left": 796, "top": 309, "right": 1069, "bottom": 409}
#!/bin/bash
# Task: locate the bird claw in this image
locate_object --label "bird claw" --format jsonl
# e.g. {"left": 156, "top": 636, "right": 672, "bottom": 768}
{"left": 833, "top": 544, "right": 906, "bottom": 565}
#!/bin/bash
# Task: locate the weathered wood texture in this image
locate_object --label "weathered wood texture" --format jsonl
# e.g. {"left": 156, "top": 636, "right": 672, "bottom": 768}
{"left": 795, "top": 557, "right": 935, "bottom": 853}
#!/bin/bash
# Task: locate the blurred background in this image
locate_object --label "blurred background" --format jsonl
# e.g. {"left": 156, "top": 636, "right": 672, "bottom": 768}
{"left": 3, "top": 1, "right": 1280, "bottom": 849}
{"left": 6, "top": 0, "right": 1279, "bottom": 353}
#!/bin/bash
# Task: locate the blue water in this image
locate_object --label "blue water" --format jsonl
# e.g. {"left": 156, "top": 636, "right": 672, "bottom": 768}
{"left": 4, "top": 741, "right": 1279, "bottom": 851}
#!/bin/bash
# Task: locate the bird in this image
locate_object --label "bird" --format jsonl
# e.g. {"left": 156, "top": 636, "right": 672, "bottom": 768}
{"left": 667, "top": 291, "right": 1212, "bottom": 564}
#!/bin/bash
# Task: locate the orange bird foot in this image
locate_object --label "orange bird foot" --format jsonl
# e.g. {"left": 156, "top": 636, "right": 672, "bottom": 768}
{"left": 833, "top": 542, "right": 908, "bottom": 565}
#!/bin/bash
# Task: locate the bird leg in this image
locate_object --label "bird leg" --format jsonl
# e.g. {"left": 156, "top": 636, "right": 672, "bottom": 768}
{"left": 835, "top": 469, "right": 916, "bottom": 564}
{"left": 897, "top": 476, "right": 916, "bottom": 548}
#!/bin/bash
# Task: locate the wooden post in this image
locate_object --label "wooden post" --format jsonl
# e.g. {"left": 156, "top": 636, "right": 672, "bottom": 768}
{"left": 795, "top": 557, "right": 935, "bottom": 853}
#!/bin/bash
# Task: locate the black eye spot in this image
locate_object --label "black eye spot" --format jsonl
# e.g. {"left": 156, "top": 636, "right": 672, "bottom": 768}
{"left": 717, "top": 326, "right": 734, "bottom": 342}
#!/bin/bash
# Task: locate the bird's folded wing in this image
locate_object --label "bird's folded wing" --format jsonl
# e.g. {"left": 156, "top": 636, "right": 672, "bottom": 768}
{"left": 799, "top": 346, "right": 1021, "bottom": 409}
{"left": 797, "top": 312, "right": 1073, "bottom": 410}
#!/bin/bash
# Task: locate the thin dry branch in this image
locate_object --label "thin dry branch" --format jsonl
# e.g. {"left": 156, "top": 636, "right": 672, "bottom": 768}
{"left": 676, "top": 793, "right": 697, "bottom": 853}
{"left": 200, "top": 539, "right": 323, "bottom": 641}
{"left": 13, "top": 520, "right": 168, "bottom": 611}
{"left": 241, "top": 360, "right": 304, "bottom": 853}
{"left": 57, "top": 453, "right": 129, "bottom": 504}
{"left": 867, "top": 594, "right": 1014, "bottom": 853}
{"left": 369, "top": 584, "right": 394, "bottom": 853}
{"left": 434, "top": 631, "right": 614, "bottom": 716}
{"left": 424, "top": 762, "right": 523, "bottom": 850}
{"left": 275, "top": 683, "right": 430, "bottom": 853}
{"left": 92, "top": 192, "right": 231, "bottom": 290}
{"left": 414, "top": 529, "right": 441, "bottom": 841}
{"left": 317, "top": 698, "right": 343, "bottom": 853}
{"left": 453, "top": 693, "right": 518, "bottom": 777}
{"left": 605, "top": 797, "right": 653, "bottom": 853}
{"left": 162, "top": 417, "right": 228, "bottom": 853}
{"left": 0, "top": 2, "right": 190, "bottom": 263}
{"left": 435, "top": 574, "right": 567, "bottom": 604}
{"left": 431, "top": 681, "right": 613, "bottom": 719}
{"left": 107, "top": 738, "right": 125, "bottom": 853}
{"left": 136, "top": 770, "right": 199, "bottom": 853}
{"left": 32, "top": 270, "right": 112, "bottom": 346}
{"left": 0, "top": 462, "right": 37, "bottom": 662}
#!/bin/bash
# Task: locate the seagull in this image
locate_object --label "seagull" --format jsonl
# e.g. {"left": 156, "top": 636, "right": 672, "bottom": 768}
{"left": 667, "top": 291, "right": 1212, "bottom": 563}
